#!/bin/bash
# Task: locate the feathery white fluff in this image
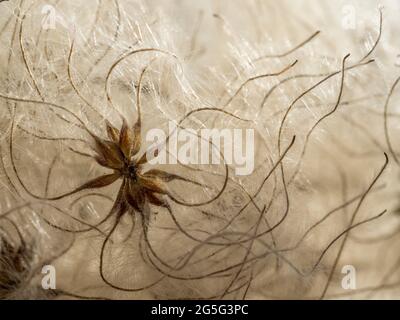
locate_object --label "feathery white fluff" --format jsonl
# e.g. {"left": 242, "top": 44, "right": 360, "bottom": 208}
{"left": 0, "top": 0, "right": 400, "bottom": 299}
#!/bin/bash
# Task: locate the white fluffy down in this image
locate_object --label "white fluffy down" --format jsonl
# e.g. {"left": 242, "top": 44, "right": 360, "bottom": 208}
{"left": 0, "top": 0, "right": 400, "bottom": 299}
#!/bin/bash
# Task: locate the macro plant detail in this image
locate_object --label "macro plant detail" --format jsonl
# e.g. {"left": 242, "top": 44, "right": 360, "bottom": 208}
{"left": 0, "top": 0, "right": 399, "bottom": 301}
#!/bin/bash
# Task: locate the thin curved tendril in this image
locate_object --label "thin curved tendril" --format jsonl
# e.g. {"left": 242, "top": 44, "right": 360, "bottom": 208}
{"left": 222, "top": 60, "right": 298, "bottom": 108}
{"left": 284, "top": 54, "right": 350, "bottom": 186}
{"left": 99, "top": 212, "right": 164, "bottom": 292}
{"left": 358, "top": 8, "right": 383, "bottom": 63}
{"left": 254, "top": 30, "right": 320, "bottom": 61}
{"left": 277, "top": 59, "right": 374, "bottom": 155}
{"left": 383, "top": 76, "right": 400, "bottom": 166}
{"left": 259, "top": 59, "right": 375, "bottom": 112}
{"left": 319, "top": 153, "right": 389, "bottom": 299}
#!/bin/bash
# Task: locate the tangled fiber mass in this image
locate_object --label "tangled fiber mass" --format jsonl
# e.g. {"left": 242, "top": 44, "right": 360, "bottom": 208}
{"left": 1, "top": 0, "right": 400, "bottom": 299}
